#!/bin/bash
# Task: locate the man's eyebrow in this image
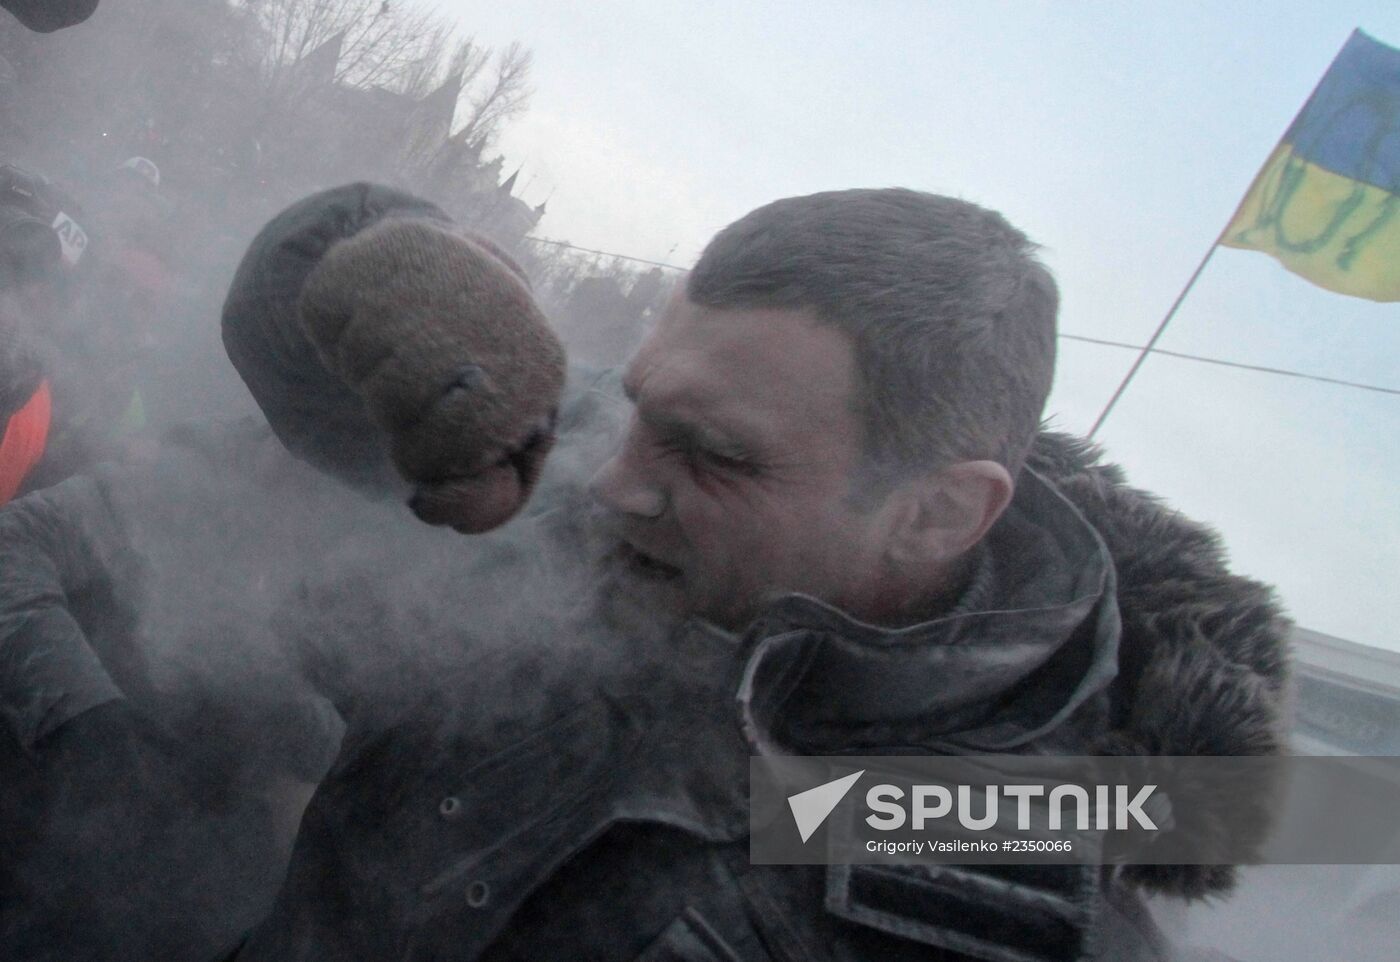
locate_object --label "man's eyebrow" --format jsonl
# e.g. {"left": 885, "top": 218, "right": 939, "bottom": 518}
{"left": 623, "top": 377, "right": 754, "bottom": 453}
{"left": 656, "top": 410, "right": 758, "bottom": 459}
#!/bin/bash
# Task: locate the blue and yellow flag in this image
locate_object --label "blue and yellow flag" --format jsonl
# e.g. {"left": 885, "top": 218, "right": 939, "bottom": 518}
{"left": 1223, "top": 30, "right": 1400, "bottom": 301}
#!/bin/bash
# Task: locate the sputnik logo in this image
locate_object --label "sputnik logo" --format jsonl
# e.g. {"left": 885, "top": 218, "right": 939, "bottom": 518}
{"left": 786, "top": 770, "right": 865, "bottom": 843}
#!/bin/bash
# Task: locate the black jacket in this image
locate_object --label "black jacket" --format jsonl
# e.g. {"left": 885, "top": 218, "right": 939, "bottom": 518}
{"left": 232, "top": 428, "right": 1292, "bottom": 962}
{"left": 0, "top": 176, "right": 1291, "bottom": 960}
{"left": 0, "top": 395, "right": 1290, "bottom": 962}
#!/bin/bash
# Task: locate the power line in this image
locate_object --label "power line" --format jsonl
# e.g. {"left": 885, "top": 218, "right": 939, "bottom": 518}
{"left": 1060, "top": 333, "right": 1399, "bottom": 397}
{"left": 524, "top": 236, "right": 686, "bottom": 271}
{"left": 522, "top": 236, "right": 1397, "bottom": 399}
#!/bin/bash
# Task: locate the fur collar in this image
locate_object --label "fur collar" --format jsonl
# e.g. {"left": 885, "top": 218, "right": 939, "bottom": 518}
{"left": 1029, "top": 431, "right": 1293, "bottom": 899}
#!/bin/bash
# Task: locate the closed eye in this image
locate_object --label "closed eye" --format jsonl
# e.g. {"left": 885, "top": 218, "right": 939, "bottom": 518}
{"left": 657, "top": 435, "right": 758, "bottom": 476}
{"left": 697, "top": 448, "right": 758, "bottom": 475}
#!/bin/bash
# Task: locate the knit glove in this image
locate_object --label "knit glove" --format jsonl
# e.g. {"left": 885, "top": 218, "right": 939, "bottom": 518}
{"left": 298, "top": 219, "right": 565, "bottom": 533}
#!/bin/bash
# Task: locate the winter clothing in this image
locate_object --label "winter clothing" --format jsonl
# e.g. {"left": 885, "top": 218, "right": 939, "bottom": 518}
{"left": 220, "top": 184, "right": 448, "bottom": 495}
{"left": 0, "top": 184, "right": 439, "bottom": 746}
{"left": 0, "top": 180, "right": 1291, "bottom": 962}
{"left": 0, "top": 182, "right": 566, "bottom": 959}
{"left": 0, "top": 416, "right": 380, "bottom": 960}
{"left": 223, "top": 185, "right": 564, "bottom": 532}
{"left": 0, "top": 160, "right": 152, "bottom": 498}
{"left": 0, "top": 377, "right": 47, "bottom": 502}
{"left": 297, "top": 218, "right": 564, "bottom": 532}
{"left": 222, "top": 185, "right": 562, "bottom": 501}
{"left": 232, "top": 411, "right": 1292, "bottom": 962}
{"left": 0, "top": 299, "right": 43, "bottom": 418}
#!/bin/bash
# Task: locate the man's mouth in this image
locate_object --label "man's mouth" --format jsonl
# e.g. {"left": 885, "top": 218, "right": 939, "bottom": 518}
{"left": 615, "top": 540, "right": 683, "bottom": 582}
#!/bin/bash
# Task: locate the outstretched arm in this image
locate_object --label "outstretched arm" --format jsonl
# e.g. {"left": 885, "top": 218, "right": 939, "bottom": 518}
{"left": 0, "top": 470, "right": 132, "bottom": 751}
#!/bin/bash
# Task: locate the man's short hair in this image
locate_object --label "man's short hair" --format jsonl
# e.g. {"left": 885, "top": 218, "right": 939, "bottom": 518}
{"left": 687, "top": 188, "right": 1057, "bottom": 482}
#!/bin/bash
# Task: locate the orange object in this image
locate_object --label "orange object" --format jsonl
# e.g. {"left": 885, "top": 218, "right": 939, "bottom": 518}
{"left": 0, "top": 379, "right": 52, "bottom": 503}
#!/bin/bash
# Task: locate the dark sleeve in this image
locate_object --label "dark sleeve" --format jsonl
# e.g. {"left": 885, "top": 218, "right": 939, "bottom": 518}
{"left": 0, "top": 470, "right": 132, "bottom": 750}
{"left": 0, "top": 0, "right": 98, "bottom": 32}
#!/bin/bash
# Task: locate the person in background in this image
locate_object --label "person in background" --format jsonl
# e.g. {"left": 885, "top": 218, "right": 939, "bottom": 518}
{"left": 0, "top": 160, "right": 161, "bottom": 497}
{"left": 91, "top": 156, "right": 212, "bottom": 432}
{"left": 0, "top": 182, "right": 567, "bottom": 961}
{"left": 0, "top": 162, "right": 76, "bottom": 503}
{"left": 51, "top": 157, "right": 172, "bottom": 454}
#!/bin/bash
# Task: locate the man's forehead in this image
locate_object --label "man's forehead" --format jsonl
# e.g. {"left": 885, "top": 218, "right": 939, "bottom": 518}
{"left": 621, "top": 333, "right": 746, "bottom": 424}
{"left": 623, "top": 298, "right": 856, "bottom": 431}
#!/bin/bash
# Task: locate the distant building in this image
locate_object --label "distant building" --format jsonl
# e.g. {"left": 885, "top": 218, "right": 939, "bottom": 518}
{"left": 1171, "top": 630, "right": 1400, "bottom": 960}
{"left": 459, "top": 167, "right": 545, "bottom": 247}
{"left": 1290, "top": 627, "right": 1400, "bottom": 755}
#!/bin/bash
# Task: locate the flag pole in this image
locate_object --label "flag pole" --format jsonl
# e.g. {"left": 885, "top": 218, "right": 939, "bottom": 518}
{"left": 1086, "top": 30, "right": 1357, "bottom": 440}
{"left": 1086, "top": 238, "right": 1223, "bottom": 439}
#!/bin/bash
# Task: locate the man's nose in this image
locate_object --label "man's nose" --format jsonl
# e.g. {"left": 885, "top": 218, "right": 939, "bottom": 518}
{"left": 590, "top": 449, "right": 666, "bottom": 519}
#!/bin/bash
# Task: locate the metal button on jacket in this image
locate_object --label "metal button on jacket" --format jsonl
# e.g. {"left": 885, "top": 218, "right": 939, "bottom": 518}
{"left": 465, "top": 880, "right": 491, "bottom": 909}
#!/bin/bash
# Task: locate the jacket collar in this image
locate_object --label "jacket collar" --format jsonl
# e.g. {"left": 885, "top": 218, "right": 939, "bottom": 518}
{"left": 542, "top": 467, "right": 1122, "bottom": 851}
{"left": 734, "top": 467, "right": 1121, "bottom": 754}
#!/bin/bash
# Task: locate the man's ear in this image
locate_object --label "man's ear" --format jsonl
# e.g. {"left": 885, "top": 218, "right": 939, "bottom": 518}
{"left": 885, "top": 460, "right": 1015, "bottom": 566}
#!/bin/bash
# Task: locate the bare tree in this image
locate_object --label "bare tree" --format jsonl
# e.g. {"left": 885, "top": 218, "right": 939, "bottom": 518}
{"left": 405, "top": 39, "right": 532, "bottom": 197}
{"left": 449, "top": 42, "right": 533, "bottom": 154}
{"left": 233, "top": 1, "right": 532, "bottom": 187}
{"left": 236, "top": 0, "right": 447, "bottom": 105}
{"left": 399, "top": 34, "right": 488, "bottom": 101}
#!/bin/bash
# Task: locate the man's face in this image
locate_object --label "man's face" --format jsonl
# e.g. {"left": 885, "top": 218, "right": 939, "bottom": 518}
{"left": 591, "top": 294, "right": 901, "bottom": 630}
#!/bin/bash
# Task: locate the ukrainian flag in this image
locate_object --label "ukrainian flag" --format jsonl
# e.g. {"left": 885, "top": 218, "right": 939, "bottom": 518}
{"left": 1224, "top": 30, "right": 1400, "bottom": 301}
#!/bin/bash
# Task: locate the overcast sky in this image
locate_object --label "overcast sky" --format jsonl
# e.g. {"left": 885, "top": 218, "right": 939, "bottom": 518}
{"left": 439, "top": 1, "right": 1400, "bottom": 651}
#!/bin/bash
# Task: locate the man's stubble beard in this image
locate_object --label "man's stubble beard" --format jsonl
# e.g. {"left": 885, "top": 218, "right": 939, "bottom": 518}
{"left": 591, "top": 552, "right": 691, "bottom": 646}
